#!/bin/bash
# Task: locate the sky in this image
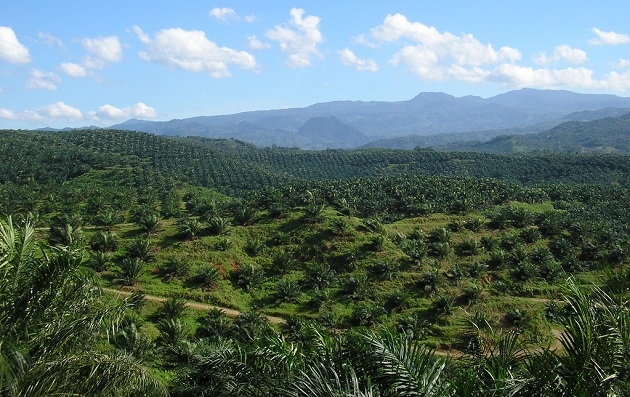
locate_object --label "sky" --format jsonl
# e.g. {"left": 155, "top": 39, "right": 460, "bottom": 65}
{"left": 2, "top": 1, "right": 630, "bottom": 129}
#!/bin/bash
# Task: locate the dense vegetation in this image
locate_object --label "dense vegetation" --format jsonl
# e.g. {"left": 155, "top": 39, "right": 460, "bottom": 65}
{"left": 0, "top": 128, "right": 628, "bottom": 395}
{"left": 440, "top": 112, "right": 630, "bottom": 154}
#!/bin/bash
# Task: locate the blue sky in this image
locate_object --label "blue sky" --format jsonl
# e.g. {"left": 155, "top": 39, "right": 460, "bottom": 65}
{"left": 2, "top": 1, "right": 630, "bottom": 128}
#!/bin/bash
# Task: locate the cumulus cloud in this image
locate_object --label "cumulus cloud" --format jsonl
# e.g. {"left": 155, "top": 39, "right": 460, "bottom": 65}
{"left": 372, "top": 13, "right": 520, "bottom": 74}
{"left": 266, "top": 8, "right": 323, "bottom": 68}
{"left": 248, "top": 35, "right": 271, "bottom": 50}
{"left": 13, "top": 102, "right": 83, "bottom": 122}
{"left": 133, "top": 25, "right": 257, "bottom": 78}
{"left": 58, "top": 35, "right": 121, "bottom": 77}
{"left": 82, "top": 36, "right": 122, "bottom": 63}
{"left": 368, "top": 14, "right": 521, "bottom": 82}
{"left": 338, "top": 48, "right": 378, "bottom": 72}
{"left": 590, "top": 28, "right": 630, "bottom": 46}
{"left": 91, "top": 102, "right": 157, "bottom": 121}
{"left": 26, "top": 69, "right": 61, "bottom": 90}
{"left": 533, "top": 45, "right": 588, "bottom": 65}
{"left": 59, "top": 62, "right": 87, "bottom": 78}
{"left": 359, "top": 14, "right": 630, "bottom": 91}
{"left": 209, "top": 7, "right": 237, "bottom": 22}
{"left": 0, "top": 26, "right": 31, "bottom": 64}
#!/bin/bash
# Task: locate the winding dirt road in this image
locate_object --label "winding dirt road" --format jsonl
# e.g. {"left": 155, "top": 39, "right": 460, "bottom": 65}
{"left": 102, "top": 287, "right": 286, "bottom": 324}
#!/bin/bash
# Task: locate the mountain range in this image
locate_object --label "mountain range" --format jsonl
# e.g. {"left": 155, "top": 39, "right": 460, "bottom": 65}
{"left": 100, "top": 88, "right": 630, "bottom": 151}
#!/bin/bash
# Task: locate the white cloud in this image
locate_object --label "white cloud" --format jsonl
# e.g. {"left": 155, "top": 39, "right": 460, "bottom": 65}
{"left": 1, "top": 101, "right": 157, "bottom": 124}
{"left": 82, "top": 56, "right": 106, "bottom": 70}
{"left": 81, "top": 36, "right": 122, "bottom": 63}
{"left": 533, "top": 45, "right": 588, "bottom": 65}
{"left": 487, "top": 64, "right": 596, "bottom": 88}
{"left": 372, "top": 14, "right": 520, "bottom": 70}
{"left": 612, "top": 59, "right": 630, "bottom": 69}
{"left": 0, "top": 26, "right": 31, "bottom": 64}
{"left": 360, "top": 14, "right": 630, "bottom": 92}
{"left": 16, "top": 102, "right": 83, "bottom": 121}
{"left": 92, "top": 102, "right": 157, "bottom": 121}
{"left": 209, "top": 7, "right": 237, "bottom": 22}
{"left": 0, "top": 108, "right": 16, "bottom": 120}
{"left": 352, "top": 34, "right": 377, "bottom": 49}
{"left": 248, "top": 35, "right": 271, "bottom": 50}
{"left": 208, "top": 8, "right": 257, "bottom": 23}
{"left": 390, "top": 45, "right": 443, "bottom": 80}
{"left": 38, "top": 32, "right": 63, "bottom": 48}
{"left": 133, "top": 25, "right": 257, "bottom": 78}
{"left": 26, "top": 69, "right": 61, "bottom": 90}
{"left": 243, "top": 15, "right": 259, "bottom": 23}
{"left": 266, "top": 8, "right": 323, "bottom": 68}
{"left": 59, "top": 62, "right": 87, "bottom": 78}
{"left": 590, "top": 28, "right": 630, "bottom": 46}
{"left": 338, "top": 48, "right": 378, "bottom": 72}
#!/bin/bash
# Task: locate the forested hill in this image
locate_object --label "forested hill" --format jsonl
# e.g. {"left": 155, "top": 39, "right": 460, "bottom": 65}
{"left": 2, "top": 129, "right": 630, "bottom": 198}
{"left": 439, "top": 112, "right": 630, "bottom": 153}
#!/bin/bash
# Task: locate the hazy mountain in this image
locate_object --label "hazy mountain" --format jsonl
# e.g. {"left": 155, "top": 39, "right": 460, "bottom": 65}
{"left": 297, "top": 116, "right": 368, "bottom": 149}
{"left": 361, "top": 107, "right": 630, "bottom": 150}
{"left": 109, "top": 88, "right": 630, "bottom": 149}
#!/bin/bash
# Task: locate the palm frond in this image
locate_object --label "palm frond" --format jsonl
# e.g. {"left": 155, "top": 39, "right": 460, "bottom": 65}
{"left": 21, "top": 351, "right": 168, "bottom": 397}
{"left": 351, "top": 329, "right": 450, "bottom": 397}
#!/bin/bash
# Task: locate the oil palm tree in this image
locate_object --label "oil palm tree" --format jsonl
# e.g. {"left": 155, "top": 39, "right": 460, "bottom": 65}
{"left": 0, "top": 216, "right": 166, "bottom": 396}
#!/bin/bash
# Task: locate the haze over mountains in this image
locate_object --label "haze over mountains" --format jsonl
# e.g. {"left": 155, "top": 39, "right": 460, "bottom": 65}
{"left": 102, "top": 88, "right": 630, "bottom": 151}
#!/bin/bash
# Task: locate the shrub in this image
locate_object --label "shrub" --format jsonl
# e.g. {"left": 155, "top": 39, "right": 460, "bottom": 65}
{"left": 306, "top": 263, "right": 336, "bottom": 290}
{"left": 233, "top": 263, "right": 265, "bottom": 291}
{"left": 156, "top": 297, "right": 187, "bottom": 321}
{"left": 89, "top": 230, "right": 119, "bottom": 252}
{"left": 159, "top": 257, "right": 192, "bottom": 280}
{"left": 351, "top": 302, "right": 386, "bottom": 326}
{"left": 193, "top": 264, "right": 221, "bottom": 290}
{"left": 275, "top": 279, "right": 302, "bottom": 304}
{"left": 369, "top": 261, "right": 400, "bottom": 281}
{"left": 89, "top": 250, "right": 111, "bottom": 272}
{"left": 208, "top": 216, "right": 231, "bottom": 236}
{"left": 126, "top": 238, "right": 155, "bottom": 262}
{"left": 115, "top": 257, "right": 145, "bottom": 286}
{"left": 456, "top": 239, "right": 482, "bottom": 257}
{"left": 243, "top": 238, "right": 265, "bottom": 257}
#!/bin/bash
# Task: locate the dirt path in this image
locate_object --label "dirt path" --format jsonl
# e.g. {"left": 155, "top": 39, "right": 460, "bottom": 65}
{"left": 102, "top": 287, "right": 286, "bottom": 324}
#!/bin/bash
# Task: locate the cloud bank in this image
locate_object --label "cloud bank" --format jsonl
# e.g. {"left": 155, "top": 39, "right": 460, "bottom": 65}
{"left": 0, "top": 102, "right": 157, "bottom": 125}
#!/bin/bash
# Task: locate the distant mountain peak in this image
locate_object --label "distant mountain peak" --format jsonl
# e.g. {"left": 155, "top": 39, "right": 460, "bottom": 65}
{"left": 106, "top": 89, "right": 630, "bottom": 149}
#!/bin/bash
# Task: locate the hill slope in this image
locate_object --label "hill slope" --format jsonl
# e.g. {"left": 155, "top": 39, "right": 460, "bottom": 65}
{"left": 439, "top": 112, "right": 630, "bottom": 153}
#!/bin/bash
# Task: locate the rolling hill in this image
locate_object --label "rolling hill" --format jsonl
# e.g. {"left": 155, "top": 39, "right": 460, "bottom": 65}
{"left": 437, "top": 112, "right": 630, "bottom": 153}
